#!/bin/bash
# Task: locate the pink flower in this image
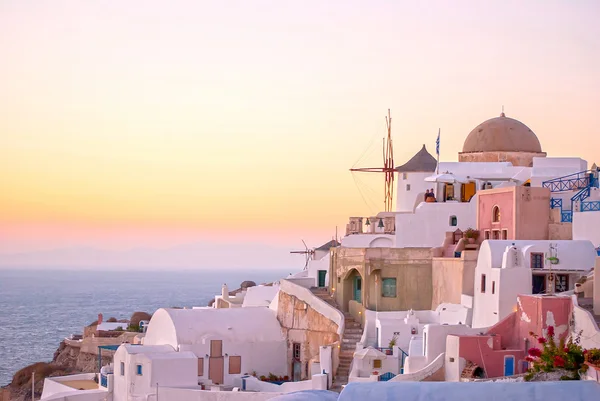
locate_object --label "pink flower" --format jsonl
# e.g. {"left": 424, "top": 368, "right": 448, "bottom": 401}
{"left": 584, "top": 349, "right": 589, "bottom": 354}
{"left": 547, "top": 326, "right": 555, "bottom": 337}
{"left": 538, "top": 337, "right": 547, "bottom": 344}
{"left": 554, "top": 355, "right": 565, "bottom": 368}
{"left": 528, "top": 347, "right": 542, "bottom": 357}
{"left": 525, "top": 356, "right": 534, "bottom": 362}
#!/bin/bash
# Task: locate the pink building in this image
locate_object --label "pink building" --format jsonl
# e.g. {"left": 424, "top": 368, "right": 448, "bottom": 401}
{"left": 446, "top": 294, "right": 571, "bottom": 380}
{"left": 477, "top": 186, "right": 551, "bottom": 241}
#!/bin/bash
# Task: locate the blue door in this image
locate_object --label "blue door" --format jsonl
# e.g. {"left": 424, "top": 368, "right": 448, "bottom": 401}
{"left": 504, "top": 356, "right": 515, "bottom": 376}
{"left": 354, "top": 276, "right": 362, "bottom": 303}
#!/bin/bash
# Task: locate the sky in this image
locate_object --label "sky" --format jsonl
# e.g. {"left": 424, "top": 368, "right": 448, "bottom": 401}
{"left": 1, "top": 0, "right": 600, "bottom": 268}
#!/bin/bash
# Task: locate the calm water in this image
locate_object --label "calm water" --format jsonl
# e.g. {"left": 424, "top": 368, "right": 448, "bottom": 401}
{"left": 0, "top": 268, "right": 289, "bottom": 386}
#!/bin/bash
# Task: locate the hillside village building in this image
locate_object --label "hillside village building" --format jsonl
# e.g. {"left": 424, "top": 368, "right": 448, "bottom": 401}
{"left": 40, "top": 111, "right": 600, "bottom": 400}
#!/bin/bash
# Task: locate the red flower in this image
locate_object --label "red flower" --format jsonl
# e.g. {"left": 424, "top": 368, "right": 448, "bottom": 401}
{"left": 584, "top": 349, "right": 589, "bottom": 354}
{"left": 564, "top": 347, "right": 569, "bottom": 353}
{"left": 547, "top": 326, "right": 555, "bottom": 337}
{"left": 525, "top": 356, "right": 534, "bottom": 362}
{"left": 538, "top": 337, "right": 547, "bottom": 344}
{"left": 553, "top": 355, "right": 565, "bottom": 368}
{"left": 528, "top": 347, "right": 542, "bottom": 357}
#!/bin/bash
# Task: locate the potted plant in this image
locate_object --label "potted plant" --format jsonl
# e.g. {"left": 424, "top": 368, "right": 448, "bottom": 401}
{"left": 585, "top": 349, "right": 600, "bottom": 371}
{"left": 547, "top": 256, "right": 559, "bottom": 265}
{"left": 464, "top": 228, "right": 479, "bottom": 244}
{"left": 524, "top": 327, "right": 589, "bottom": 381}
{"left": 387, "top": 335, "right": 398, "bottom": 355}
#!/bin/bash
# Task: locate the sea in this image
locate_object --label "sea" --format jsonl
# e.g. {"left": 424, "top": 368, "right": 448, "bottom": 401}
{"left": 0, "top": 268, "right": 290, "bottom": 386}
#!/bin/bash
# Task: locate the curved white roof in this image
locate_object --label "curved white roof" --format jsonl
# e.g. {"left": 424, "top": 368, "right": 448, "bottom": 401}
{"left": 144, "top": 307, "right": 284, "bottom": 347}
{"left": 478, "top": 240, "right": 596, "bottom": 271}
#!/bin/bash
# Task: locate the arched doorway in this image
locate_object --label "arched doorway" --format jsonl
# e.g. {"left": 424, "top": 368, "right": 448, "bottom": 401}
{"left": 342, "top": 269, "right": 363, "bottom": 311}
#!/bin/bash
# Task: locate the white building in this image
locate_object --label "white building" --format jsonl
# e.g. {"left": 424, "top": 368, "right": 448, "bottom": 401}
{"left": 113, "top": 344, "right": 198, "bottom": 401}
{"left": 472, "top": 240, "right": 596, "bottom": 328}
{"left": 142, "top": 307, "right": 288, "bottom": 386}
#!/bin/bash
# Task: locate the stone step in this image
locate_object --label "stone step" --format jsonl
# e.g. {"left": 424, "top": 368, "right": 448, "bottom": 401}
{"left": 344, "top": 329, "right": 363, "bottom": 335}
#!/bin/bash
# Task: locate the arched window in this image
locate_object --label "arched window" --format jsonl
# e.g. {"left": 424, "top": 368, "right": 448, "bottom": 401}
{"left": 492, "top": 206, "right": 501, "bottom": 223}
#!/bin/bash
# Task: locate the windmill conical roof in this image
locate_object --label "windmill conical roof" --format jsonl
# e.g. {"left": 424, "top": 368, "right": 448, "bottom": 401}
{"left": 395, "top": 145, "right": 437, "bottom": 173}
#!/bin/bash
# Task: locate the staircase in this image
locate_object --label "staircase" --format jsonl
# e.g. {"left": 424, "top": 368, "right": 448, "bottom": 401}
{"left": 310, "top": 288, "right": 363, "bottom": 392}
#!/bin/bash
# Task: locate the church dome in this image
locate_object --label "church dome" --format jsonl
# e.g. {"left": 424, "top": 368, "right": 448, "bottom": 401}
{"left": 462, "top": 113, "right": 542, "bottom": 153}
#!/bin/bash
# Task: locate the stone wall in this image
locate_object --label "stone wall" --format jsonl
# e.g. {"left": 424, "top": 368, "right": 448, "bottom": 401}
{"left": 275, "top": 290, "right": 340, "bottom": 380}
{"left": 431, "top": 251, "right": 478, "bottom": 309}
{"left": 331, "top": 247, "right": 432, "bottom": 312}
{"left": 549, "top": 209, "right": 572, "bottom": 240}
{"left": 458, "top": 151, "right": 546, "bottom": 167}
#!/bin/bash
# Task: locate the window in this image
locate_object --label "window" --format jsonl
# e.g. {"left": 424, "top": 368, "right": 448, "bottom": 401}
{"left": 373, "top": 359, "right": 382, "bottom": 369}
{"left": 197, "top": 358, "right": 204, "bottom": 376}
{"left": 481, "top": 274, "right": 486, "bottom": 293}
{"left": 136, "top": 365, "right": 143, "bottom": 376}
{"left": 293, "top": 343, "right": 301, "bottom": 360}
{"left": 531, "top": 253, "right": 544, "bottom": 269}
{"left": 382, "top": 278, "right": 397, "bottom": 298}
{"left": 229, "top": 356, "right": 242, "bottom": 374}
{"left": 406, "top": 184, "right": 411, "bottom": 191}
{"left": 493, "top": 230, "right": 500, "bottom": 240}
{"left": 492, "top": 281, "right": 496, "bottom": 294}
{"left": 492, "top": 206, "right": 501, "bottom": 223}
{"left": 484, "top": 230, "right": 490, "bottom": 240}
{"left": 120, "top": 362, "right": 124, "bottom": 376}
{"left": 338, "top": 277, "right": 341, "bottom": 283}
{"left": 449, "top": 215, "right": 457, "bottom": 226}
{"left": 402, "top": 173, "right": 407, "bottom": 180}
{"left": 501, "top": 229, "right": 508, "bottom": 240}
{"left": 555, "top": 274, "right": 569, "bottom": 293}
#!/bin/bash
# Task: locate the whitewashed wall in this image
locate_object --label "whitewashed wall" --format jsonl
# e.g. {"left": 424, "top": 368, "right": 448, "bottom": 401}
{"left": 395, "top": 201, "right": 476, "bottom": 248}
{"left": 396, "top": 172, "right": 433, "bottom": 212}
{"left": 341, "top": 234, "right": 395, "bottom": 248}
{"left": 573, "top": 211, "right": 600, "bottom": 247}
{"left": 307, "top": 255, "right": 330, "bottom": 288}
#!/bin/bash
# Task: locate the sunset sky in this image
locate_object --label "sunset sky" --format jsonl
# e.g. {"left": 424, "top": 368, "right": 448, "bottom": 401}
{"left": 1, "top": 1, "right": 600, "bottom": 268}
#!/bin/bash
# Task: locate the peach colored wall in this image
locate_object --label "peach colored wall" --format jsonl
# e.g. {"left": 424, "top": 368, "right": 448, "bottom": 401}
{"left": 457, "top": 335, "right": 526, "bottom": 378}
{"left": 477, "top": 187, "right": 551, "bottom": 241}
{"left": 477, "top": 188, "right": 514, "bottom": 240}
{"left": 514, "top": 187, "right": 551, "bottom": 240}
{"left": 456, "top": 295, "right": 572, "bottom": 378}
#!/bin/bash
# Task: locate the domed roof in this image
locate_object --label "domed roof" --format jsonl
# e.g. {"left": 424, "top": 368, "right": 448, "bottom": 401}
{"left": 462, "top": 113, "right": 542, "bottom": 153}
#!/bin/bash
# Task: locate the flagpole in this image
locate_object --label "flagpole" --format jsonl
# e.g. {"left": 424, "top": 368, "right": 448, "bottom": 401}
{"left": 436, "top": 128, "right": 440, "bottom": 174}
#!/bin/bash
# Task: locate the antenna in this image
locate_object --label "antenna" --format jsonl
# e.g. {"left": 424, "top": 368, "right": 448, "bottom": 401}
{"left": 350, "top": 109, "right": 395, "bottom": 212}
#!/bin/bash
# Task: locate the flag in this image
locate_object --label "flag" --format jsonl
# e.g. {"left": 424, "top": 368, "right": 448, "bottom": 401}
{"left": 436, "top": 129, "right": 440, "bottom": 156}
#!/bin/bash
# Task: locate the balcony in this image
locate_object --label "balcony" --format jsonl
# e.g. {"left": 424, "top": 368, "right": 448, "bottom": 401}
{"left": 346, "top": 216, "right": 395, "bottom": 236}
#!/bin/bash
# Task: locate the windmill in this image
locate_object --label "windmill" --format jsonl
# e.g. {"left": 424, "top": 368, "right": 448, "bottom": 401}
{"left": 290, "top": 240, "right": 315, "bottom": 270}
{"left": 350, "top": 109, "right": 395, "bottom": 212}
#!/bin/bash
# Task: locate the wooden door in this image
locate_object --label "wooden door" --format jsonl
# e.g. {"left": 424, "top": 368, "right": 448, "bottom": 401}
{"left": 229, "top": 356, "right": 241, "bottom": 374}
{"left": 209, "top": 357, "right": 224, "bottom": 384}
{"left": 210, "top": 340, "right": 222, "bottom": 357}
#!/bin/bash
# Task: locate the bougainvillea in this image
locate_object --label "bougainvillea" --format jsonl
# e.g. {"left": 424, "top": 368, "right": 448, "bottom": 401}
{"left": 524, "top": 327, "right": 588, "bottom": 381}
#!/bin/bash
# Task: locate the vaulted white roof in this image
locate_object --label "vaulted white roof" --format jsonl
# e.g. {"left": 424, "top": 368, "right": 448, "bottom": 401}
{"left": 143, "top": 307, "right": 284, "bottom": 348}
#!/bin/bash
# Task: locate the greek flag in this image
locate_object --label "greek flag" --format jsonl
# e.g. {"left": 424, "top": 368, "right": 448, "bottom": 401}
{"left": 436, "top": 129, "right": 440, "bottom": 156}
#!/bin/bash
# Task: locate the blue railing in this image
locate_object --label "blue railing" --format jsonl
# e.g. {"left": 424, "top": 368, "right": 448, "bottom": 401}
{"left": 582, "top": 201, "right": 600, "bottom": 212}
{"left": 378, "top": 372, "right": 396, "bottom": 381}
{"left": 561, "top": 211, "right": 572, "bottom": 223}
{"left": 542, "top": 170, "right": 593, "bottom": 193}
{"left": 100, "top": 374, "right": 108, "bottom": 388}
{"left": 550, "top": 198, "right": 562, "bottom": 209}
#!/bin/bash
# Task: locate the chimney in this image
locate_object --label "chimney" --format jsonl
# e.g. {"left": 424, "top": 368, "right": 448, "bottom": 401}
{"left": 98, "top": 313, "right": 103, "bottom": 325}
{"left": 221, "top": 284, "right": 229, "bottom": 301}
